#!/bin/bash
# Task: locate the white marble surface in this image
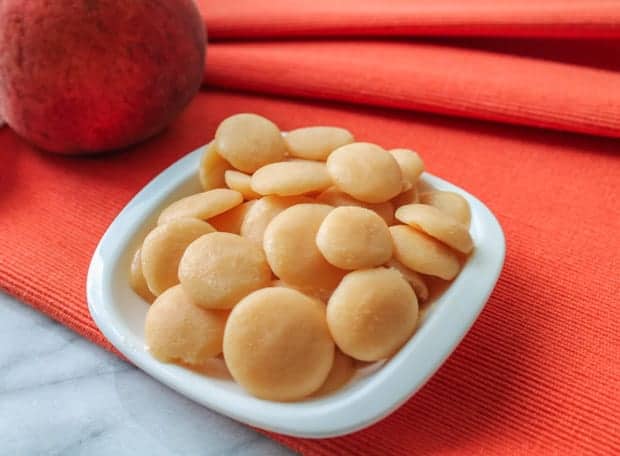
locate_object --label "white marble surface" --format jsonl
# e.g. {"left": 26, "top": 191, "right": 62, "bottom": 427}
{"left": 0, "top": 292, "right": 293, "bottom": 456}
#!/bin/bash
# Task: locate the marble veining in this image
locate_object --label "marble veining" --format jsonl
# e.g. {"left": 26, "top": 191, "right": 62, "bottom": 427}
{"left": 0, "top": 292, "right": 292, "bottom": 456}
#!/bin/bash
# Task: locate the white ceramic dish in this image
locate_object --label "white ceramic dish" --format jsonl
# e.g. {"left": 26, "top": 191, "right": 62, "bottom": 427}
{"left": 87, "top": 143, "right": 505, "bottom": 438}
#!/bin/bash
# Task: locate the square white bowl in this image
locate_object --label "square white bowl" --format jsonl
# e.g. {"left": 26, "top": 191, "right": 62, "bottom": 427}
{"left": 87, "top": 144, "right": 505, "bottom": 438}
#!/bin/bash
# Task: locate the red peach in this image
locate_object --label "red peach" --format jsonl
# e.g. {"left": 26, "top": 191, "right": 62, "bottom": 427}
{"left": 0, "top": 0, "right": 206, "bottom": 154}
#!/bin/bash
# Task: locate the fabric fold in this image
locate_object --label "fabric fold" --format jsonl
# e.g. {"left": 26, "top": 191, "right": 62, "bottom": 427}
{"left": 198, "top": 0, "right": 620, "bottom": 39}
{"left": 204, "top": 40, "right": 620, "bottom": 138}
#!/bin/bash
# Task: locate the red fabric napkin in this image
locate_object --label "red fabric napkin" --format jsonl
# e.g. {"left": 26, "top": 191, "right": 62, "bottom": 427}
{"left": 200, "top": 0, "right": 620, "bottom": 39}
{"left": 204, "top": 40, "right": 620, "bottom": 138}
{"left": 196, "top": 0, "right": 620, "bottom": 138}
{"left": 1, "top": 1, "right": 620, "bottom": 454}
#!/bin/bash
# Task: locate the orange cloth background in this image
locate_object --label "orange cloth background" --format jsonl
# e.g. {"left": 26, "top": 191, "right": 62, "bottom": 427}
{"left": 1, "top": 1, "right": 620, "bottom": 454}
